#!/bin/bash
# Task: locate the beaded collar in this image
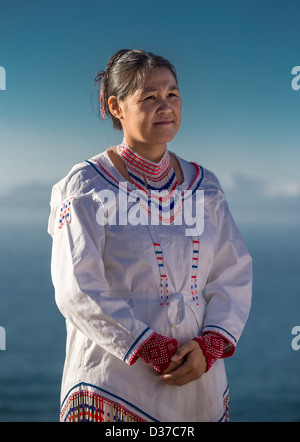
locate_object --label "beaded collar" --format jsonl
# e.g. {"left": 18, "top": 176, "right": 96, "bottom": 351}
{"left": 116, "top": 139, "right": 178, "bottom": 193}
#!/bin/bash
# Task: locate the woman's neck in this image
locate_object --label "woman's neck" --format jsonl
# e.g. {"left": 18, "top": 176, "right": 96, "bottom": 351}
{"left": 123, "top": 137, "right": 167, "bottom": 163}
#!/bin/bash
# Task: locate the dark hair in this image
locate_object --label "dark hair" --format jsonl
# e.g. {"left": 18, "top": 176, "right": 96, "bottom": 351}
{"left": 93, "top": 49, "right": 178, "bottom": 130}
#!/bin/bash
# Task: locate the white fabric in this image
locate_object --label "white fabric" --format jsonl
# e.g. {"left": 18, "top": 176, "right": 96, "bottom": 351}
{"left": 48, "top": 147, "right": 252, "bottom": 422}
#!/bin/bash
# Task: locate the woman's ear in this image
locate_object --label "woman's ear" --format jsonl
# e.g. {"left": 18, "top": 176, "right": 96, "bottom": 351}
{"left": 108, "top": 96, "right": 123, "bottom": 120}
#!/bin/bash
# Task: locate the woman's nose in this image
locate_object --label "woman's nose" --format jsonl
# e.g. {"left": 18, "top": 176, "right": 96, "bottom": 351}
{"left": 157, "top": 100, "right": 172, "bottom": 113}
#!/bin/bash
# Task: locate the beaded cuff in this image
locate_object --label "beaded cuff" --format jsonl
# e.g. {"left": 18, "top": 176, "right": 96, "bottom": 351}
{"left": 193, "top": 332, "right": 229, "bottom": 372}
{"left": 136, "top": 333, "right": 178, "bottom": 374}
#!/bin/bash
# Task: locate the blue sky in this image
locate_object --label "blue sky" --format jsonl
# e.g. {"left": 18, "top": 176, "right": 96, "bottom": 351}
{"left": 0, "top": 0, "right": 299, "bottom": 226}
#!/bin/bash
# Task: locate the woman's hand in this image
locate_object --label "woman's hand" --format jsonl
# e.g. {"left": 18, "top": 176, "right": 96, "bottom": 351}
{"left": 161, "top": 359, "right": 183, "bottom": 375}
{"left": 159, "top": 340, "right": 207, "bottom": 386}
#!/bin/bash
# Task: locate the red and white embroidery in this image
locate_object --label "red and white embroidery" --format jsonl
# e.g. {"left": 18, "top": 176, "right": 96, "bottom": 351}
{"left": 116, "top": 139, "right": 178, "bottom": 193}
{"left": 194, "top": 332, "right": 228, "bottom": 372}
{"left": 138, "top": 333, "right": 178, "bottom": 374}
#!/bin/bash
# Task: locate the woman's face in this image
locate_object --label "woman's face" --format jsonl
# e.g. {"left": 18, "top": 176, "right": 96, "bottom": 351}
{"left": 110, "top": 67, "right": 182, "bottom": 155}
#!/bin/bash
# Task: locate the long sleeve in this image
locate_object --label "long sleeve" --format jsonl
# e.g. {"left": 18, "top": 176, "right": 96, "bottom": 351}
{"left": 202, "top": 196, "right": 252, "bottom": 353}
{"left": 48, "top": 191, "right": 154, "bottom": 364}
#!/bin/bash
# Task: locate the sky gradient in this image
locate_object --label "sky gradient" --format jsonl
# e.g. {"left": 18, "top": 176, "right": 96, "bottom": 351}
{"left": 0, "top": 0, "right": 299, "bottom": 226}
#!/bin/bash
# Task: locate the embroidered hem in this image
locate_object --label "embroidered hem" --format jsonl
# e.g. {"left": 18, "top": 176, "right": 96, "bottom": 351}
{"left": 60, "top": 383, "right": 230, "bottom": 422}
{"left": 60, "top": 388, "right": 147, "bottom": 422}
{"left": 223, "top": 391, "right": 230, "bottom": 422}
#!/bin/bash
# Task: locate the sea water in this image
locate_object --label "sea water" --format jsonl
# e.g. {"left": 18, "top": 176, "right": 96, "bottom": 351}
{"left": 0, "top": 222, "right": 299, "bottom": 422}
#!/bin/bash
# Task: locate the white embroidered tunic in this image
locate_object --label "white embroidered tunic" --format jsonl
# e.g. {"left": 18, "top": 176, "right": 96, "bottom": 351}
{"left": 48, "top": 147, "right": 252, "bottom": 422}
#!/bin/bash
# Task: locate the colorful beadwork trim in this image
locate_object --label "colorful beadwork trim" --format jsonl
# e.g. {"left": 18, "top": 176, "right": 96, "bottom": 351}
{"left": 87, "top": 154, "right": 203, "bottom": 195}
{"left": 60, "top": 389, "right": 147, "bottom": 422}
{"left": 128, "top": 331, "right": 156, "bottom": 366}
{"left": 191, "top": 239, "right": 200, "bottom": 305}
{"left": 116, "top": 139, "right": 178, "bottom": 193}
{"left": 123, "top": 326, "right": 153, "bottom": 364}
{"left": 58, "top": 198, "right": 72, "bottom": 229}
{"left": 201, "top": 325, "right": 237, "bottom": 356}
{"left": 153, "top": 242, "right": 169, "bottom": 305}
{"left": 223, "top": 391, "right": 230, "bottom": 422}
{"left": 89, "top": 158, "right": 120, "bottom": 186}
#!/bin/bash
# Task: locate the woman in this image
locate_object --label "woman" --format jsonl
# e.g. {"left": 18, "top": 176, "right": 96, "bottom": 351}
{"left": 48, "top": 49, "right": 252, "bottom": 422}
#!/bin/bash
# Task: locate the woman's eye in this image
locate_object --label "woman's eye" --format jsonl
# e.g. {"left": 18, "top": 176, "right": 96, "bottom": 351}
{"left": 142, "top": 93, "right": 179, "bottom": 101}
